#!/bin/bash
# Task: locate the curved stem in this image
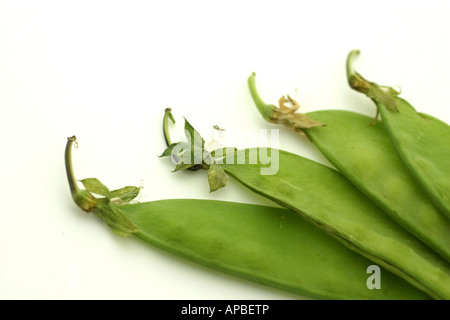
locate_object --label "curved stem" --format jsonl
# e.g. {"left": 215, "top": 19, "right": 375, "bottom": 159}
{"left": 65, "top": 136, "right": 80, "bottom": 197}
{"left": 163, "top": 108, "right": 175, "bottom": 147}
{"left": 65, "top": 136, "right": 97, "bottom": 212}
{"left": 345, "top": 49, "right": 373, "bottom": 95}
{"left": 345, "top": 50, "right": 399, "bottom": 113}
{"left": 248, "top": 72, "right": 276, "bottom": 122}
{"left": 346, "top": 49, "right": 361, "bottom": 84}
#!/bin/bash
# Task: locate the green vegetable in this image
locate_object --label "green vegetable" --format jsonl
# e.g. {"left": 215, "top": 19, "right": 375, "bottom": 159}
{"left": 247, "top": 73, "right": 450, "bottom": 264}
{"left": 346, "top": 50, "right": 450, "bottom": 219}
{"left": 161, "top": 115, "right": 450, "bottom": 300}
{"left": 64, "top": 136, "right": 429, "bottom": 300}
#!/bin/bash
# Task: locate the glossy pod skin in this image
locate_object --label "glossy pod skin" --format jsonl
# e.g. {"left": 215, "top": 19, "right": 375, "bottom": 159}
{"left": 122, "top": 200, "right": 430, "bottom": 300}
{"left": 162, "top": 116, "right": 450, "bottom": 299}
{"left": 347, "top": 50, "right": 450, "bottom": 219}
{"left": 247, "top": 76, "right": 450, "bottom": 264}
{"left": 218, "top": 149, "right": 450, "bottom": 300}
{"left": 64, "top": 137, "right": 430, "bottom": 300}
{"left": 306, "top": 111, "right": 450, "bottom": 263}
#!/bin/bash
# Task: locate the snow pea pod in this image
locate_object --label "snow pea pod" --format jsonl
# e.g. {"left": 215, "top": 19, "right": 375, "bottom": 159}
{"left": 247, "top": 73, "right": 450, "bottom": 264}
{"left": 64, "top": 137, "right": 429, "bottom": 300}
{"left": 346, "top": 50, "right": 450, "bottom": 219}
{"left": 162, "top": 116, "right": 450, "bottom": 300}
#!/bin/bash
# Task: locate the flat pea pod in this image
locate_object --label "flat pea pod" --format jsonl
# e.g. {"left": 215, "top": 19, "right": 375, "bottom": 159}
{"left": 123, "top": 201, "right": 430, "bottom": 300}
{"left": 64, "top": 137, "right": 429, "bottom": 300}
{"left": 306, "top": 111, "right": 450, "bottom": 263}
{"left": 347, "top": 50, "right": 450, "bottom": 219}
{"left": 162, "top": 122, "right": 450, "bottom": 299}
{"left": 247, "top": 76, "right": 450, "bottom": 264}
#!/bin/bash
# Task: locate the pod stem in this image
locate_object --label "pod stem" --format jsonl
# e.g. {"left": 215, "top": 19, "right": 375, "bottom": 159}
{"left": 346, "top": 50, "right": 400, "bottom": 115}
{"left": 248, "top": 72, "right": 276, "bottom": 122}
{"left": 248, "top": 72, "right": 324, "bottom": 135}
{"left": 163, "top": 108, "right": 176, "bottom": 147}
{"left": 346, "top": 49, "right": 373, "bottom": 96}
{"left": 346, "top": 50, "right": 360, "bottom": 85}
{"left": 64, "top": 136, "right": 97, "bottom": 212}
{"left": 65, "top": 136, "right": 80, "bottom": 197}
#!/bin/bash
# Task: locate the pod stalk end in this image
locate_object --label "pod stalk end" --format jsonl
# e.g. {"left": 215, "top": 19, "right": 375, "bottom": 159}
{"left": 65, "top": 136, "right": 97, "bottom": 212}
{"left": 163, "top": 108, "right": 176, "bottom": 147}
{"left": 346, "top": 50, "right": 401, "bottom": 114}
{"left": 248, "top": 72, "right": 276, "bottom": 122}
{"left": 64, "top": 136, "right": 140, "bottom": 236}
{"left": 248, "top": 73, "right": 325, "bottom": 136}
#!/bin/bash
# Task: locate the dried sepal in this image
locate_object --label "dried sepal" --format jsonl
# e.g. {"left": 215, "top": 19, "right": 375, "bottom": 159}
{"left": 271, "top": 95, "right": 325, "bottom": 135}
{"left": 248, "top": 72, "right": 325, "bottom": 136}
{"left": 346, "top": 49, "right": 401, "bottom": 118}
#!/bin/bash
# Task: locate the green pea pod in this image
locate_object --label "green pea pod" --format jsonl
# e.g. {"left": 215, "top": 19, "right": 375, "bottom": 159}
{"left": 247, "top": 74, "right": 450, "bottom": 264}
{"left": 65, "top": 137, "right": 429, "bottom": 300}
{"left": 161, "top": 115, "right": 450, "bottom": 300}
{"left": 346, "top": 50, "right": 450, "bottom": 219}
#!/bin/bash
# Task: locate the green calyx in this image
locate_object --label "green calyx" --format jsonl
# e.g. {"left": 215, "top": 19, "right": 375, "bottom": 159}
{"left": 346, "top": 50, "right": 401, "bottom": 118}
{"left": 248, "top": 72, "right": 324, "bottom": 135}
{"left": 161, "top": 109, "right": 229, "bottom": 192}
{"left": 65, "top": 136, "right": 140, "bottom": 236}
{"left": 208, "top": 162, "right": 229, "bottom": 192}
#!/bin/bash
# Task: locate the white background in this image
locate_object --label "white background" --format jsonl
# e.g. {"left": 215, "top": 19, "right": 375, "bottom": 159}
{"left": 1, "top": 0, "right": 449, "bottom": 300}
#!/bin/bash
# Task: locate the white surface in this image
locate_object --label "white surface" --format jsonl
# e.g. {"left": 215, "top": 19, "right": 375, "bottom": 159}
{"left": 1, "top": 0, "right": 449, "bottom": 300}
